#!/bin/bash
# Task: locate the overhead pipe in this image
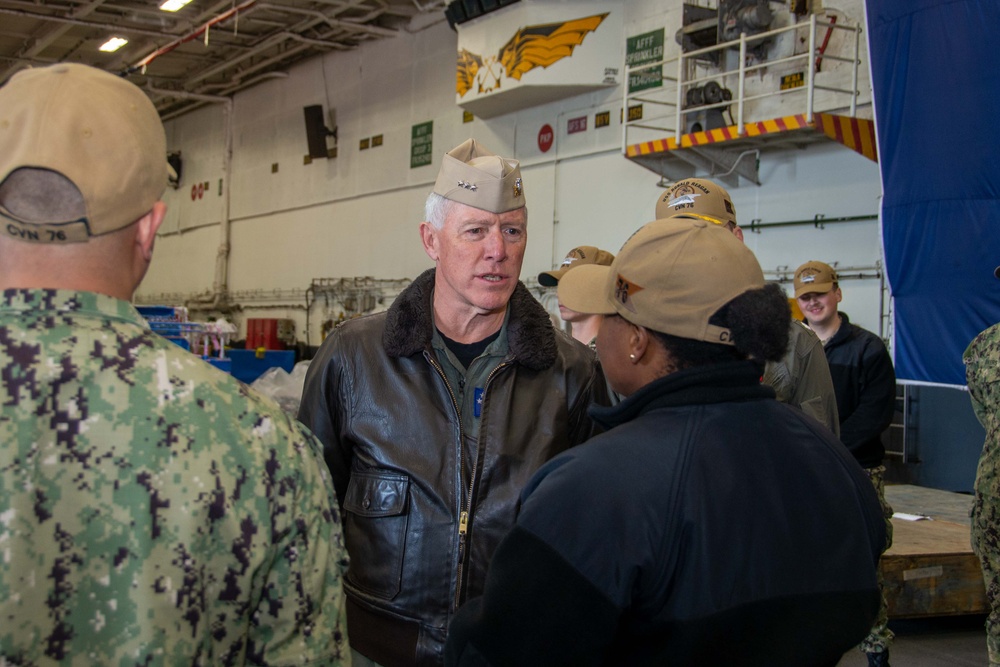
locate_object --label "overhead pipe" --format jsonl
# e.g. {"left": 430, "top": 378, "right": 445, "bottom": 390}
{"left": 127, "top": 0, "right": 398, "bottom": 83}
{"left": 137, "top": 0, "right": 427, "bottom": 114}
{"left": 183, "top": 28, "right": 349, "bottom": 88}
{"left": 342, "top": 7, "right": 397, "bottom": 24}
{"left": 217, "top": 39, "right": 325, "bottom": 85}
{"left": 176, "top": 1, "right": 401, "bottom": 88}
{"left": 187, "top": 0, "right": 249, "bottom": 25}
{"left": 147, "top": 85, "right": 229, "bottom": 104}
{"left": 161, "top": 71, "right": 288, "bottom": 121}
{"left": 255, "top": 3, "right": 399, "bottom": 37}
{"left": 125, "top": 0, "right": 258, "bottom": 74}
{"left": 234, "top": 17, "right": 286, "bottom": 28}
{"left": 10, "top": 0, "right": 110, "bottom": 64}
{"left": 0, "top": 6, "right": 174, "bottom": 40}
{"left": 39, "top": 0, "right": 430, "bottom": 112}
{"left": 744, "top": 213, "right": 876, "bottom": 233}
{"left": 301, "top": 0, "right": 429, "bottom": 21}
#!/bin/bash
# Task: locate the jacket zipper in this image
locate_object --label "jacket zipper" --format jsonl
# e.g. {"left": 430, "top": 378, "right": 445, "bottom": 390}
{"left": 424, "top": 353, "right": 471, "bottom": 609}
{"left": 426, "top": 352, "right": 510, "bottom": 608}
{"left": 453, "top": 360, "right": 508, "bottom": 607}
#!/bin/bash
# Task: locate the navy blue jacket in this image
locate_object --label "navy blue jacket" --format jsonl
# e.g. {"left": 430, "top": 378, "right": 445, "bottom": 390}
{"left": 446, "top": 360, "right": 885, "bottom": 667}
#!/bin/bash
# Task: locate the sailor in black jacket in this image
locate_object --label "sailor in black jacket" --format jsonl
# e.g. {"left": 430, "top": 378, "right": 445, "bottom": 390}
{"left": 794, "top": 261, "right": 895, "bottom": 467}
{"left": 794, "top": 260, "right": 897, "bottom": 666}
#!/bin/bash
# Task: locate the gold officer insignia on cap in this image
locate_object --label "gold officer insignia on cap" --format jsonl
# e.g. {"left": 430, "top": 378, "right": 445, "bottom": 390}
{"left": 433, "top": 138, "right": 523, "bottom": 213}
{"left": 615, "top": 275, "right": 644, "bottom": 314}
{"left": 513, "top": 177, "right": 522, "bottom": 198}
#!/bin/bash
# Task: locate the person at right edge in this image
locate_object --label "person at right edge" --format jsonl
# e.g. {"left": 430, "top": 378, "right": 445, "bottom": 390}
{"left": 964, "top": 263, "right": 1000, "bottom": 667}
{"left": 795, "top": 260, "right": 898, "bottom": 667}
{"left": 444, "top": 217, "right": 885, "bottom": 666}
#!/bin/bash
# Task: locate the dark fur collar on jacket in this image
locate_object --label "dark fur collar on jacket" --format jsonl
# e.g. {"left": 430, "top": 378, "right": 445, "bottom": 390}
{"left": 383, "top": 268, "right": 557, "bottom": 371}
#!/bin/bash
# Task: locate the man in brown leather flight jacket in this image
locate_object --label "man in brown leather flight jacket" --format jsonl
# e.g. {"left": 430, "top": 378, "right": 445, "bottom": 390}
{"left": 298, "top": 139, "right": 607, "bottom": 667}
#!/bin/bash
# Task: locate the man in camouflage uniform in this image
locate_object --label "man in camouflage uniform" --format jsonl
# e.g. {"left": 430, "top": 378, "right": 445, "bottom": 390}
{"left": 0, "top": 63, "right": 351, "bottom": 665}
{"left": 965, "top": 293, "right": 1000, "bottom": 666}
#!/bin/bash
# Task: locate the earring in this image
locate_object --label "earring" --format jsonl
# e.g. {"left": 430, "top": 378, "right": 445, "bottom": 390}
{"left": 629, "top": 353, "right": 636, "bottom": 361}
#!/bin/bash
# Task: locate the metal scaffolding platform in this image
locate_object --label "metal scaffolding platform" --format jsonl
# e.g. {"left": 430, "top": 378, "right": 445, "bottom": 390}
{"left": 625, "top": 112, "right": 878, "bottom": 187}
{"left": 622, "top": 12, "right": 875, "bottom": 187}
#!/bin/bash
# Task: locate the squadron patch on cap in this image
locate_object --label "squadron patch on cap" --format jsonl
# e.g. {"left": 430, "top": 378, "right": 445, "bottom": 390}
{"left": 792, "top": 260, "right": 837, "bottom": 298}
{"left": 666, "top": 193, "right": 700, "bottom": 208}
{"left": 655, "top": 178, "right": 737, "bottom": 226}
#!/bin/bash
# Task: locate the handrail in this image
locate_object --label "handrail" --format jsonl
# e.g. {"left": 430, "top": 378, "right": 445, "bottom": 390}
{"left": 622, "top": 12, "right": 864, "bottom": 152}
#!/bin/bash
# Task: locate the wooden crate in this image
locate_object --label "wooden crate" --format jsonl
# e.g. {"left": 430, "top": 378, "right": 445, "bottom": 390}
{"left": 881, "top": 485, "right": 987, "bottom": 618}
{"left": 882, "top": 519, "right": 987, "bottom": 618}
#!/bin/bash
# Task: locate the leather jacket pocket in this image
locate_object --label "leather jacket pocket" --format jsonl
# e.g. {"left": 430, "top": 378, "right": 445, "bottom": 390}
{"left": 343, "top": 469, "right": 410, "bottom": 599}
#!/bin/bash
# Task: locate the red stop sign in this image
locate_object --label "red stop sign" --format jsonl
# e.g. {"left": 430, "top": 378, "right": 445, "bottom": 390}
{"left": 538, "top": 124, "right": 554, "bottom": 153}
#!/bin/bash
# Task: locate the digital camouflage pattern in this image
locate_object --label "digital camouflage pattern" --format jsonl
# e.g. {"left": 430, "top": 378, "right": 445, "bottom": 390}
{"left": 858, "top": 465, "right": 894, "bottom": 658}
{"left": 967, "top": 323, "right": 1000, "bottom": 497}
{"left": 0, "top": 289, "right": 351, "bottom": 666}
{"left": 965, "top": 323, "right": 1000, "bottom": 666}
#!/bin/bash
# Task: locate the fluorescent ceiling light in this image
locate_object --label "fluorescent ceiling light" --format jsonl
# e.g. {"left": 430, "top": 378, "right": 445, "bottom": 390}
{"left": 99, "top": 37, "right": 128, "bottom": 52}
{"left": 159, "top": 0, "right": 194, "bottom": 12}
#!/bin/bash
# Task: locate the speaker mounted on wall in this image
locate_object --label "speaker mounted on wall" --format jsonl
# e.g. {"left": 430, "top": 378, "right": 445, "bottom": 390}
{"left": 303, "top": 105, "right": 338, "bottom": 159}
{"left": 167, "top": 151, "right": 182, "bottom": 189}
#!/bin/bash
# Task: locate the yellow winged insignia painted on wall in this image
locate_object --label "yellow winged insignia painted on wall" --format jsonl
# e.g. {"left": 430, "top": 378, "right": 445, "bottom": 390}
{"left": 456, "top": 13, "right": 608, "bottom": 97}
{"left": 457, "top": 48, "right": 485, "bottom": 97}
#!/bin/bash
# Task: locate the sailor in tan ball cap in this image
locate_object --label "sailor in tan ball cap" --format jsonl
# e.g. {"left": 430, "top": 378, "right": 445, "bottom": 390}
{"left": 539, "top": 245, "right": 616, "bottom": 348}
{"left": 655, "top": 176, "right": 739, "bottom": 236}
{"left": 298, "top": 138, "right": 608, "bottom": 666}
{"left": 0, "top": 63, "right": 351, "bottom": 667}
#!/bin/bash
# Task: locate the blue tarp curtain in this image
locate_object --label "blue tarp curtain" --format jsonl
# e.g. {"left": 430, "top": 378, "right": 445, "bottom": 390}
{"left": 866, "top": 0, "right": 1000, "bottom": 387}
